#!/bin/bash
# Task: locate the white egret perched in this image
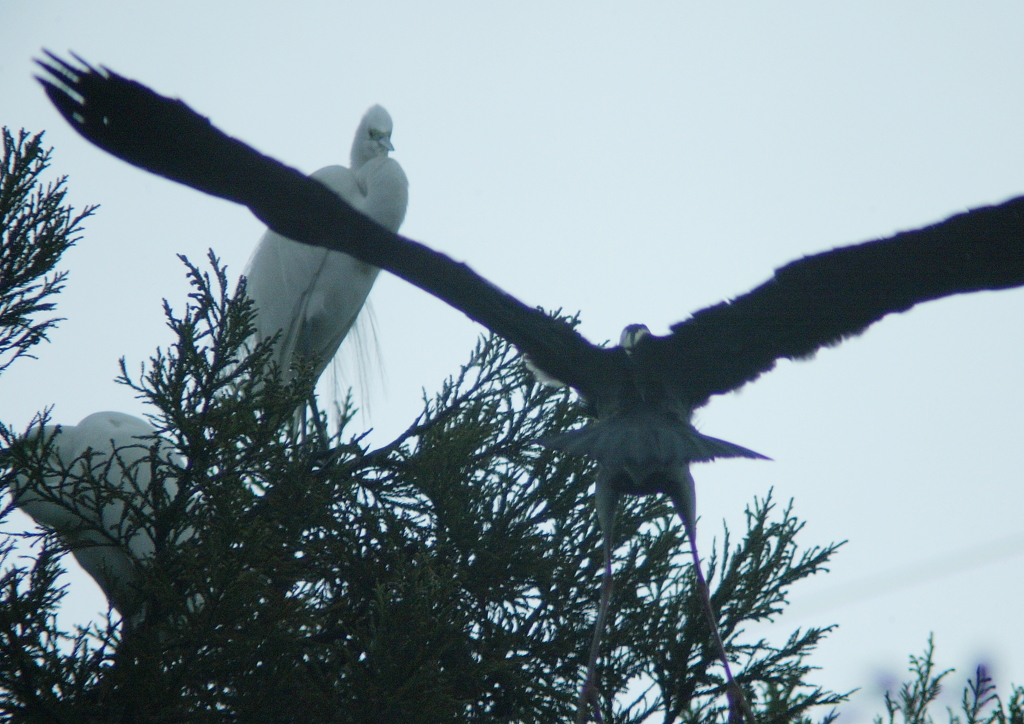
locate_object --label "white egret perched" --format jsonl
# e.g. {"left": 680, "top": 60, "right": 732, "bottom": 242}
{"left": 13, "top": 411, "right": 185, "bottom": 627}
{"left": 37, "top": 54, "right": 1024, "bottom": 723}
{"left": 244, "top": 105, "right": 408, "bottom": 396}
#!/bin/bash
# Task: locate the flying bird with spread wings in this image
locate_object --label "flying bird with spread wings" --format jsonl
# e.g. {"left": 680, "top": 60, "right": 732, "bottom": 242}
{"left": 36, "top": 53, "right": 1024, "bottom": 723}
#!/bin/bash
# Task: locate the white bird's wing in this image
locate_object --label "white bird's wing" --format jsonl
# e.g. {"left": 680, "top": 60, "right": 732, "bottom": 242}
{"left": 14, "top": 423, "right": 87, "bottom": 531}
{"left": 294, "top": 242, "right": 378, "bottom": 381}
{"left": 303, "top": 165, "right": 388, "bottom": 380}
{"left": 318, "top": 158, "right": 408, "bottom": 398}
{"left": 244, "top": 163, "right": 390, "bottom": 382}
{"left": 63, "top": 413, "right": 157, "bottom": 611}
{"left": 288, "top": 161, "right": 408, "bottom": 385}
{"left": 244, "top": 227, "right": 332, "bottom": 377}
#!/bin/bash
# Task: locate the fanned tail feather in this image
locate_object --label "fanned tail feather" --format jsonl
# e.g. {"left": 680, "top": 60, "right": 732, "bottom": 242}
{"left": 539, "top": 413, "right": 769, "bottom": 470}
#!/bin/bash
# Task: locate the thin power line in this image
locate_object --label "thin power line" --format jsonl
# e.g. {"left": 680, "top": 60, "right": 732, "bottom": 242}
{"left": 786, "top": 530, "right": 1024, "bottom": 617}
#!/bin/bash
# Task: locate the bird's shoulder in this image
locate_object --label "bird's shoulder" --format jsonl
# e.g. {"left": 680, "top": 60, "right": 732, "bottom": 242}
{"left": 310, "top": 164, "right": 361, "bottom": 204}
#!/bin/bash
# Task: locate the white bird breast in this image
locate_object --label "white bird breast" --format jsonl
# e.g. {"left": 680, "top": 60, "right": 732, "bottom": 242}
{"left": 349, "top": 157, "right": 409, "bottom": 233}
{"left": 243, "top": 158, "right": 408, "bottom": 383}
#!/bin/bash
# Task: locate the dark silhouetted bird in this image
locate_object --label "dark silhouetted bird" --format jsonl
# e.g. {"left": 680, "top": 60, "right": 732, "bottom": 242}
{"left": 37, "top": 53, "right": 1024, "bottom": 723}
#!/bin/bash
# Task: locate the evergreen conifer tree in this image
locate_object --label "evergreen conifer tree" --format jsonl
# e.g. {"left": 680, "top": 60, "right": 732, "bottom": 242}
{"left": 2, "top": 127, "right": 1018, "bottom": 724}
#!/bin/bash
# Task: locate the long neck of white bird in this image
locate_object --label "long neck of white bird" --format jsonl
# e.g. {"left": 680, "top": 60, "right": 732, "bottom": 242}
{"left": 351, "top": 128, "right": 387, "bottom": 169}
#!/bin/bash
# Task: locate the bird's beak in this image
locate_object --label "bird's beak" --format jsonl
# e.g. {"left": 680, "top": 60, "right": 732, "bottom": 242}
{"left": 381, "top": 137, "right": 395, "bottom": 152}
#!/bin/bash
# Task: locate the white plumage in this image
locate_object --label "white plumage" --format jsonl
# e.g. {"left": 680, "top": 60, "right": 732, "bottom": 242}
{"left": 13, "top": 411, "right": 185, "bottom": 625}
{"left": 243, "top": 105, "right": 408, "bottom": 385}
{"left": 14, "top": 110, "right": 408, "bottom": 620}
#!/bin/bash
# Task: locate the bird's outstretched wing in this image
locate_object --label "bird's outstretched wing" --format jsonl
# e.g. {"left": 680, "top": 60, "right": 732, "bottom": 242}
{"left": 36, "top": 52, "right": 618, "bottom": 398}
{"left": 38, "top": 53, "right": 1024, "bottom": 414}
{"left": 649, "top": 199, "right": 1024, "bottom": 409}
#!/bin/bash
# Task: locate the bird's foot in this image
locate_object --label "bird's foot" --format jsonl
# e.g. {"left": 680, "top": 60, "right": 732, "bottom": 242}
{"left": 726, "top": 680, "right": 755, "bottom": 724}
{"left": 574, "top": 679, "right": 605, "bottom": 724}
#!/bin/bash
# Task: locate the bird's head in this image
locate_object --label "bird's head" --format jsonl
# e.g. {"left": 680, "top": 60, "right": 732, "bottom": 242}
{"left": 619, "top": 324, "right": 651, "bottom": 354}
{"left": 351, "top": 104, "right": 395, "bottom": 168}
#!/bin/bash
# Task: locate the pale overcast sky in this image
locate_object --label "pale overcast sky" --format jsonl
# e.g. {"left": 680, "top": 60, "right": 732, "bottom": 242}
{"left": 2, "top": 2, "right": 1023, "bottom": 720}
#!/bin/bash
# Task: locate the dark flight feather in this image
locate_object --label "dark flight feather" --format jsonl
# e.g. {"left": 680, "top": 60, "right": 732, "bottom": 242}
{"left": 35, "top": 52, "right": 616, "bottom": 401}
{"left": 36, "top": 53, "right": 1024, "bottom": 415}
{"left": 652, "top": 203, "right": 1024, "bottom": 408}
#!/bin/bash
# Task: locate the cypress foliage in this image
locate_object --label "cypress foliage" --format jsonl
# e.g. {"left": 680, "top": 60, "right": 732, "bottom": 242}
{"left": 875, "top": 638, "right": 1023, "bottom": 724}
{"left": 0, "top": 128, "right": 93, "bottom": 373}
{"left": 3, "top": 127, "right": 1016, "bottom": 724}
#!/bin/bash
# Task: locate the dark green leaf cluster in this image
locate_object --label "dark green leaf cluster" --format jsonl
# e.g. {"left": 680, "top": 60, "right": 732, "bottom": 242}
{"left": 0, "top": 127, "right": 94, "bottom": 373}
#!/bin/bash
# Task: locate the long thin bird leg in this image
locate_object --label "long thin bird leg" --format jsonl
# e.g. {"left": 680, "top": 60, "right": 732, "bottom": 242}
{"left": 676, "top": 509, "right": 755, "bottom": 724}
{"left": 290, "top": 394, "right": 329, "bottom": 451}
{"left": 308, "top": 394, "right": 330, "bottom": 451}
{"left": 576, "top": 538, "right": 612, "bottom": 724}
{"left": 668, "top": 468, "right": 754, "bottom": 724}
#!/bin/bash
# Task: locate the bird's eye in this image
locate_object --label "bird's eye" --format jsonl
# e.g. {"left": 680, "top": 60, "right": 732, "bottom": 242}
{"left": 369, "top": 129, "right": 383, "bottom": 140}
